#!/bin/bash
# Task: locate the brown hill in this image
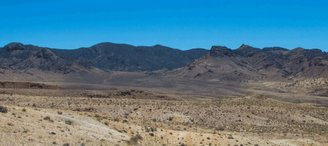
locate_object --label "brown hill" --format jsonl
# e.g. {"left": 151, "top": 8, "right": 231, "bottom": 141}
{"left": 0, "top": 43, "right": 92, "bottom": 74}
{"left": 169, "top": 44, "right": 328, "bottom": 81}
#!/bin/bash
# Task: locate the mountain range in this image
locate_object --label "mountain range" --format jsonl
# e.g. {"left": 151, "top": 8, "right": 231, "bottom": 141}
{"left": 171, "top": 45, "right": 328, "bottom": 81}
{"left": 0, "top": 42, "right": 328, "bottom": 82}
{"left": 0, "top": 42, "right": 208, "bottom": 73}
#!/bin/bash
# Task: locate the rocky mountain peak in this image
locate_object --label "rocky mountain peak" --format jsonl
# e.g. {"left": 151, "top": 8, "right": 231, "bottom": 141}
{"left": 210, "top": 46, "right": 236, "bottom": 57}
{"left": 236, "top": 44, "right": 260, "bottom": 56}
{"left": 238, "top": 44, "right": 256, "bottom": 50}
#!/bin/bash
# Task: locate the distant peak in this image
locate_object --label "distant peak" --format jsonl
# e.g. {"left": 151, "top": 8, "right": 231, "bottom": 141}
{"left": 211, "top": 45, "right": 231, "bottom": 50}
{"left": 291, "top": 47, "right": 323, "bottom": 54}
{"left": 4, "top": 42, "right": 24, "bottom": 48}
{"left": 88, "top": 42, "right": 136, "bottom": 52}
{"left": 153, "top": 44, "right": 169, "bottom": 48}
{"left": 235, "top": 44, "right": 261, "bottom": 56}
{"left": 210, "top": 45, "right": 236, "bottom": 57}
{"left": 91, "top": 42, "right": 116, "bottom": 47}
{"left": 237, "top": 44, "right": 257, "bottom": 50}
{"left": 240, "top": 44, "right": 250, "bottom": 47}
{"left": 262, "top": 47, "right": 288, "bottom": 50}
{"left": 4, "top": 42, "right": 26, "bottom": 51}
{"left": 294, "top": 47, "right": 305, "bottom": 50}
{"left": 290, "top": 47, "right": 306, "bottom": 53}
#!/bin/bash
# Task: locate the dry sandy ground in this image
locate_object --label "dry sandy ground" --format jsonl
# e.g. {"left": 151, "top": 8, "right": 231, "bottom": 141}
{"left": 0, "top": 89, "right": 327, "bottom": 146}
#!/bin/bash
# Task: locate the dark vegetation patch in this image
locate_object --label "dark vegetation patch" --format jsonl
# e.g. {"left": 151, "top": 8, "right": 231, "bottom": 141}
{"left": 0, "top": 105, "right": 8, "bottom": 113}
{"left": 0, "top": 81, "right": 59, "bottom": 89}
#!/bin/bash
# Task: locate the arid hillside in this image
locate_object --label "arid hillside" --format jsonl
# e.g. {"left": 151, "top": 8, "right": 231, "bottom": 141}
{"left": 0, "top": 88, "right": 327, "bottom": 146}
{"left": 169, "top": 45, "right": 328, "bottom": 81}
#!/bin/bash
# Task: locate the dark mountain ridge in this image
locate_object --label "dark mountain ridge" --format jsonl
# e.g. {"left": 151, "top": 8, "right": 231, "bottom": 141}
{"left": 54, "top": 42, "right": 208, "bottom": 71}
{"left": 0, "top": 42, "right": 209, "bottom": 72}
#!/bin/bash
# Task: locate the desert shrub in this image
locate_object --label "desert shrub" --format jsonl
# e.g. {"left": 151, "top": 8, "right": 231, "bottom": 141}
{"left": 115, "top": 90, "right": 133, "bottom": 96}
{"left": 227, "top": 135, "right": 234, "bottom": 139}
{"left": 144, "top": 126, "right": 157, "bottom": 132}
{"left": 65, "top": 120, "right": 73, "bottom": 125}
{"left": 113, "top": 118, "right": 119, "bottom": 122}
{"left": 216, "top": 126, "right": 225, "bottom": 131}
{"left": 128, "top": 134, "right": 143, "bottom": 145}
{"left": 44, "top": 116, "right": 51, "bottom": 120}
{"left": 0, "top": 105, "right": 8, "bottom": 113}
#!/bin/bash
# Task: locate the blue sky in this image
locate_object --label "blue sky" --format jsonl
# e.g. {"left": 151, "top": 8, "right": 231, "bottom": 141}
{"left": 0, "top": 0, "right": 327, "bottom": 50}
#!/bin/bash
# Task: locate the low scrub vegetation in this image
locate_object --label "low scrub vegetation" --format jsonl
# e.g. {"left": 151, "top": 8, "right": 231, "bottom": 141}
{"left": 0, "top": 105, "right": 8, "bottom": 113}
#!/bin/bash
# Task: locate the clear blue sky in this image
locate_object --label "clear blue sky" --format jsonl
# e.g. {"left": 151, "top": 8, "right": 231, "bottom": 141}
{"left": 0, "top": 0, "right": 327, "bottom": 50}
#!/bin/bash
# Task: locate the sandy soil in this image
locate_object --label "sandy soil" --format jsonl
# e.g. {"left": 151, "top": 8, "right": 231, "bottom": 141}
{"left": 0, "top": 89, "right": 327, "bottom": 146}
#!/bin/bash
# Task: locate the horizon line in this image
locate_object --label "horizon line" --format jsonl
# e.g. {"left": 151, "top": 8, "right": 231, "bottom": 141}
{"left": 1, "top": 41, "right": 326, "bottom": 52}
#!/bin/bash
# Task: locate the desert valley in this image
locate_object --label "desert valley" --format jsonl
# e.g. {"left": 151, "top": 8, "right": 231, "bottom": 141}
{"left": 0, "top": 42, "right": 328, "bottom": 146}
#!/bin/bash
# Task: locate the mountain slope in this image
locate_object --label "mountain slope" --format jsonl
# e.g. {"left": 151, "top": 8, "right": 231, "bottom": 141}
{"left": 1, "top": 42, "right": 328, "bottom": 83}
{"left": 0, "top": 43, "right": 91, "bottom": 74}
{"left": 0, "top": 42, "right": 208, "bottom": 73}
{"left": 167, "top": 46, "right": 263, "bottom": 81}
{"left": 53, "top": 42, "right": 209, "bottom": 71}
{"left": 169, "top": 45, "right": 328, "bottom": 81}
